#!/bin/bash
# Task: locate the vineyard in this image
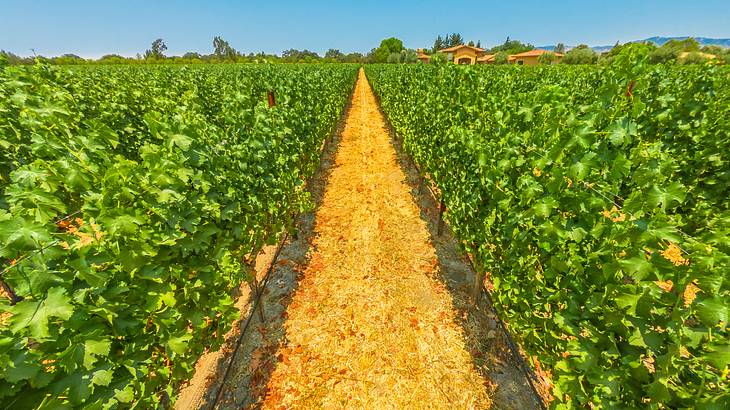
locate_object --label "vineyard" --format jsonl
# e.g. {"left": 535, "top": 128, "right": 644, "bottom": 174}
{"left": 0, "top": 63, "right": 358, "bottom": 408}
{"left": 366, "top": 46, "right": 729, "bottom": 408}
{"left": 0, "top": 48, "right": 728, "bottom": 410}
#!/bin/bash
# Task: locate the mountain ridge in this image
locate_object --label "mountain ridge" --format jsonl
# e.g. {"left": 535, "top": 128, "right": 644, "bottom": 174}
{"left": 539, "top": 36, "right": 730, "bottom": 53}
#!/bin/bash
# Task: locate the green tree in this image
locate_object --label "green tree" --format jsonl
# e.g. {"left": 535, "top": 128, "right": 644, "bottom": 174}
{"left": 432, "top": 35, "right": 445, "bottom": 53}
{"left": 434, "top": 33, "right": 466, "bottom": 49}
{"left": 648, "top": 46, "right": 678, "bottom": 64}
{"left": 1, "top": 50, "right": 31, "bottom": 65}
{"left": 648, "top": 38, "right": 700, "bottom": 64}
{"left": 374, "top": 37, "right": 404, "bottom": 63}
{"left": 401, "top": 49, "right": 418, "bottom": 63}
{"left": 555, "top": 43, "right": 566, "bottom": 54}
{"left": 281, "top": 49, "right": 320, "bottom": 63}
{"left": 429, "top": 52, "right": 447, "bottom": 65}
{"left": 145, "top": 38, "right": 167, "bottom": 59}
{"left": 493, "top": 51, "right": 510, "bottom": 64}
{"left": 98, "top": 54, "right": 132, "bottom": 64}
{"left": 325, "top": 49, "right": 345, "bottom": 61}
{"left": 489, "top": 37, "right": 534, "bottom": 54}
{"left": 387, "top": 52, "right": 402, "bottom": 63}
{"left": 52, "top": 54, "right": 86, "bottom": 65}
{"left": 599, "top": 41, "right": 655, "bottom": 64}
{"left": 562, "top": 45, "right": 598, "bottom": 64}
{"left": 448, "top": 33, "right": 464, "bottom": 47}
{"left": 538, "top": 51, "right": 558, "bottom": 65}
{"left": 213, "top": 36, "right": 237, "bottom": 60}
{"left": 343, "top": 52, "right": 365, "bottom": 63}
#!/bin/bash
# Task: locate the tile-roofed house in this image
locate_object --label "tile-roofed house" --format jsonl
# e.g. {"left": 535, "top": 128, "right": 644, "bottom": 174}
{"left": 477, "top": 54, "right": 496, "bottom": 64}
{"left": 416, "top": 48, "right": 431, "bottom": 63}
{"left": 439, "top": 44, "right": 486, "bottom": 65}
{"left": 509, "top": 49, "right": 563, "bottom": 65}
{"left": 425, "top": 45, "right": 565, "bottom": 66}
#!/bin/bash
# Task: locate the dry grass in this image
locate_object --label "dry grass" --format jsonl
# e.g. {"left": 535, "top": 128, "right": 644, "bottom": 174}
{"left": 260, "top": 70, "right": 492, "bottom": 409}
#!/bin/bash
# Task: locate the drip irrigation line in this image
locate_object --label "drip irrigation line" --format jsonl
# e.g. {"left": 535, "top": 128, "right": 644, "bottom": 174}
{"left": 211, "top": 230, "right": 289, "bottom": 409}
{"left": 485, "top": 295, "right": 547, "bottom": 410}
{"left": 470, "top": 265, "right": 549, "bottom": 410}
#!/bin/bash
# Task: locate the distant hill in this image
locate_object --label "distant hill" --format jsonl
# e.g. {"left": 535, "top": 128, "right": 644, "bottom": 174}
{"left": 540, "top": 37, "right": 730, "bottom": 53}
{"left": 641, "top": 37, "right": 730, "bottom": 47}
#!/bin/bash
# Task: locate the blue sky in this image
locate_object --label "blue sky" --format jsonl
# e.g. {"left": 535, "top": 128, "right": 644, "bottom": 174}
{"left": 2, "top": 0, "right": 729, "bottom": 58}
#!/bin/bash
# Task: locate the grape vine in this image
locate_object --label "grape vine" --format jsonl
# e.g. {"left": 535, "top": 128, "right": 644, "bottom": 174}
{"left": 366, "top": 47, "right": 729, "bottom": 408}
{"left": 0, "top": 63, "right": 357, "bottom": 408}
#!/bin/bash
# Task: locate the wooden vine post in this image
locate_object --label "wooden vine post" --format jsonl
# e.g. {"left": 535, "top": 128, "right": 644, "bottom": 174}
{"left": 473, "top": 269, "right": 484, "bottom": 302}
{"left": 437, "top": 200, "right": 446, "bottom": 236}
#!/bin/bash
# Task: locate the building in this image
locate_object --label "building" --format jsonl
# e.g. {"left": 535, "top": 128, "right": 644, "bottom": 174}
{"left": 509, "top": 49, "right": 563, "bottom": 66}
{"left": 476, "top": 54, "right": 495, "bottom": 64}
{"left": 440, "top": 44, "right": 486, "bottom": 65}
{"left": 416, "top": 48, "right": 430, "bottom": 63}
{"left": 430, "top": 45, "right": 563, "bottom": 66}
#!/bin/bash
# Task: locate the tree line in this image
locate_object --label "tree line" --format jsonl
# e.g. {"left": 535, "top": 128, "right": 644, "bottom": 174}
{"left": 422, "top": 33, "right": 728, "bottom": 65}
{"left": 0, "top": 36, "right": 406, "bottom": 65}
{"left": 556, "top": 38, "right": 729, "bottom": 65}
{"left": 2, "top": 35, "right": 727, "bottom": 66}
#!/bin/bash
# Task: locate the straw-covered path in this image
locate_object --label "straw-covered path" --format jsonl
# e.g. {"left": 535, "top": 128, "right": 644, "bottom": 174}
{"left": 255, "top": 69, "right": 493, "bottom": 408}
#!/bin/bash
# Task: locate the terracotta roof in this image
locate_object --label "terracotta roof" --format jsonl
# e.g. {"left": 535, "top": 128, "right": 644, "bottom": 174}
{"left": 439, "top": 44, "right": 485, "bottom": 53}
{"left": 417, "top": 53, "right": 430, "bottom": 60}
{"left": 510, "top": 49, "right": 564, "bottom": 58}
{"left": 477, "top": 54, "right": 495, "bottom": 62}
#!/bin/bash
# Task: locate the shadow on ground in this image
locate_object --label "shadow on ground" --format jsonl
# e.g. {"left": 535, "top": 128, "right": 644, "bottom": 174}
{"left": 382, "top": 106, "right": 542, "bottom": 410}
{"left": 187, "top": 92, "right": 353, "bottom": 410}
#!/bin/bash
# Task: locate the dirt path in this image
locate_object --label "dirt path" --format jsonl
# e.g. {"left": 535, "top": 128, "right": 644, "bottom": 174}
{"left": 248, "top": 69, "right": 492, "bottom": 408}
{"left": 184, "top": 68, "right": 540, "bottom": 410}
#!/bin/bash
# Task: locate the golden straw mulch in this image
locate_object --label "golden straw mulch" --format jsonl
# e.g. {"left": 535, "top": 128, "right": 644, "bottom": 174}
{"left": 261, "top": 69, "right": 492, "bottom": 409}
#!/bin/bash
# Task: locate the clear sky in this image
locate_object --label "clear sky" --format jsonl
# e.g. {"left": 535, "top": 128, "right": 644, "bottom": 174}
{"left": 2, "top": 0, "right": 729, "bottom": 58}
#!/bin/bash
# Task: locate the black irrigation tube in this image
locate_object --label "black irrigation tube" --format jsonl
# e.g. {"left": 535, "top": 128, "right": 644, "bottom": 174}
{"left": 210, "top": 230, "right": 289, "bottom": 409}
{"left": 475, "top": 268, "right": 549, "bottom": 410}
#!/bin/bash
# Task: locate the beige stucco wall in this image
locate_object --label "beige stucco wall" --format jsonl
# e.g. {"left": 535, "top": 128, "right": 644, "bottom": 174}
{"left": 514, "top": 56, "right": 539, "bottom": 66}
{"left": 451, "top": 48, "right": 479, "bottom": 65}
{"left": 513, "top": 55, "right": 563, "bottom": 66}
